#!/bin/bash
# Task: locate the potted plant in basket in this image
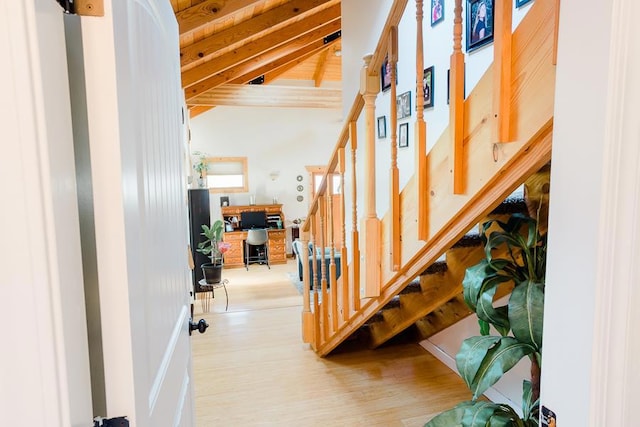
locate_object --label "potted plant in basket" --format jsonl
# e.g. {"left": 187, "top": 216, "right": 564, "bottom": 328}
{"left": 197, "top": 219, "right": 232, "bottom": 284}
{"left": 192, "top": 151, "right": 209, "bottom": 188}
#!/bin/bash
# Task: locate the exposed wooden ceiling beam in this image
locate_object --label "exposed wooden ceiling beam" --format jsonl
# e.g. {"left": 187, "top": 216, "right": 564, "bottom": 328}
{"left": 184, "top": 20, "right": 340, "bottom": 100}
{"left": 188, "top": 84, "right": 341, "bottom": 109}
{"left": 181, "top": 4, "right": 340, "bottom": 88}
{"left": 180, "top": 0, "right": 334, "bottom": 69}
{"left": 241, "top": 38, "right": 339, "bottom": 85}
{"left": 312, "top": 48, "right": 330, "bottom": 87}
{"left": 176, "top": 0, "right": 262, "bottom": 35}
{"left": 189, "top": 105, "right": 214, "bottom": 118}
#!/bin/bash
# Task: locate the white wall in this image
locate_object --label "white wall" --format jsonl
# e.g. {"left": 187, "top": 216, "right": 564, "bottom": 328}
{"left": 189, "top": 105, "right": 342, "bottom": 225}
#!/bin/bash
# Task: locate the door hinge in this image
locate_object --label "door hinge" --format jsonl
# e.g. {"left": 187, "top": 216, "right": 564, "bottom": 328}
{"left": 55, "top": 0, "right": 104, "bottom": 17}
{"left": 93, "top": 416, "right": 129, "bottom": 427}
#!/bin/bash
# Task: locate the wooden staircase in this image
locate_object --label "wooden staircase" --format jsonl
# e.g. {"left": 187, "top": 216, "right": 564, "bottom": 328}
{"left": 300, "top": 0, "right": 558, "bottom": 357}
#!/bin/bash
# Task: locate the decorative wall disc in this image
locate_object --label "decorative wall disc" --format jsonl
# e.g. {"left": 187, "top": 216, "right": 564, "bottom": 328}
{"left": 296, "top": 175, "right": 303, "bottom": 182}
{"left": 296, "top": 195, "right": 304, "bottom": 202}
{"left": 297, "top": 185, "right": 304, "bottom": 192}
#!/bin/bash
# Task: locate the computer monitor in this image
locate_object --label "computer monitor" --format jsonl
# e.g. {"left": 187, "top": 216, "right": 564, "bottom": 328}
{"left": 240, "top": 210, "right": 267, "bottom": 230}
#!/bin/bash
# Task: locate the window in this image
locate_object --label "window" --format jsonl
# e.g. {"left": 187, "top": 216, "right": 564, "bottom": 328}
{"left": 306, "top": 165, "right": 341, "bottom": 200}
{"left": 206, "top": 157, "right": 248, "bottom": 193}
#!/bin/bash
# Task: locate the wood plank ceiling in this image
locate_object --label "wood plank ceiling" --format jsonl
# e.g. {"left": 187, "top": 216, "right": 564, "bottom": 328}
{"left": 171, "top": 0, "right": 342, "bottom": 117}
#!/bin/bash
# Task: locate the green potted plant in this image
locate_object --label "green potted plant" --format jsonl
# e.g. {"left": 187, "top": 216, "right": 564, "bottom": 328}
{"left": 426, "top": 213, "right": 546, "bottom": 427}
{"left": 197, "top": 219, "right": 231, "bottom": 284}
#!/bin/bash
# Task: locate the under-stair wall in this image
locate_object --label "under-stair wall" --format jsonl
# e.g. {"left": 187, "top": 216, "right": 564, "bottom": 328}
{"left": 300, "top": 0, "right": 558, "bottom": 357}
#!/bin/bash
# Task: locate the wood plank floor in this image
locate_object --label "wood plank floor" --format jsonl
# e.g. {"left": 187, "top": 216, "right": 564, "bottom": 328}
{"left": 191, "top": 260, "right": 471, "bottom": 426}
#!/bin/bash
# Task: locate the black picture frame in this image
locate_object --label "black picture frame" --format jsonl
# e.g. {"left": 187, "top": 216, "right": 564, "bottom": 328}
{"left": 377, "top": 116, "right": 387, "bottom": 139}
{"left": 399, "top": 123, "right": 409, "bottom": 148}
{"left": 380, "top": 54, "right": 397, "bottom": 92}
{"left": 466, "top": 0, "right": 494, "bottom": 53}
{"left": 447, "top": 68, "right": 466, "bottom": 105}
{"left": 397, "top": 91, "right": 412, "bottom": 120}
{"left": 431, "top": 0, "right": 445, "bottom": 26}
{"left": 220, "top": 196, "right": 229, "bottom": 207}
{"left": 515, "top": 0, "right": 533, "bottom": 7}
{"left": 423, "top": 66, "right": 434, "bottom": 109}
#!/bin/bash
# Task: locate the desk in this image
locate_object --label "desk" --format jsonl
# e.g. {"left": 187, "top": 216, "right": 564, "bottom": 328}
{"left": 223, "top": 229, "right": 286, "bottom": 268}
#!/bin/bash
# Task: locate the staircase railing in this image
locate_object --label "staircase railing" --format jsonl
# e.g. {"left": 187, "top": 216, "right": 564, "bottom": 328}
{"left": 301, "top": 0, "right": 559, "bottom": 356}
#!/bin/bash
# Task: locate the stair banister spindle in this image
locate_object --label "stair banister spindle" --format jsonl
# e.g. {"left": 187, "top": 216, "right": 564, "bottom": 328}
{"left": 349, "top": 121, "right": 361, "bottom": 312}
{"left": 301, "top": 230, "right": 313, "bottom": 345}
{"left": 318, "top": 196, "right": 330, "bottom": 338}
{"left": 492, "top": 0, "right": 513, "bottom": 145}
{"left": 338, "top": 147, "right": 350, "bottom": 322}
{"left": 416, "top": 0, "right": 429, "bottom": 240}
{"left": 389, "top": 26, "right": 401, "bottom": 270}
{"left": 327, "top": 187, "right": 338, "bottom": 331}
{"left": 360, "top": 54, "right": 382, "bottom": 298}
{"left": 309, "top": 215, "right": 321, "bottom": 349}
{"left": 450, "top": 0, "right": 466, "bottom": 194}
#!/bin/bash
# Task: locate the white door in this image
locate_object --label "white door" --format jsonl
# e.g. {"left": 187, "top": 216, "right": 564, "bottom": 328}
{"left": 0, "top": 0, "right": 93, "bottom": 425}
{"left": 78, "top": 1, "right": 195, "bottom": 425}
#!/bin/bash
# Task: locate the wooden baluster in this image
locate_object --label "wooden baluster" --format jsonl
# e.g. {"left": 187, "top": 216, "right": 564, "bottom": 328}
{"left": 301, "top": 230, "right": 313, "bottom": 345}
{"left": 450, "top": 0, "right": 466, "bottom": 194}
{"left": 493, "top": 0, "right": 513, "bottom": 145}
{"left": 338, "top": 148, "right": 350, "bottom": 322}
{"left": 360, "top": 54, "right": 381, "bottom": 298}
{"left": 553, "top": 0, "right": 560, "bottom": 65}
{"left": 349, "top": 121, "right": 361, "bottom": 312}
{"left": 415, "top": 0, "right": 429, "bottom": 240}
{"left": 318, "top": 196, "right": 330, "bottom": 338}
{"left": 309, "top": 215, "right": 321, "bottom": 347}
{"left": 389, "top": 26, "right": 401, "bottom": 269}
{"left": 327, "top": 186, "right": 338, "bottom": 331}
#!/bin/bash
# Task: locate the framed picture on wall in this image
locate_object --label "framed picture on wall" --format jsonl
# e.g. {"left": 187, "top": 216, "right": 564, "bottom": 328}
{"left": 377, "top": 116, "right": 387, "bottom": 139}
{"left": 380, "top": 54, "right": 397, "bottom": 92}
{"left": 431, "top": 0, "right": 444, "bottom": 26}
{"left": 397, "top": 91, "right": 412, "bottom": 120}
{"left": 423, "top": 66, "right": 434, "bottom": 109}
{"left": 515, "top": 0, "right": 533, "bottom": 7}
{"left": 466, "top": 0, "right": 494, "bottom": 53}
{"left": 399, "top": 123, "right": 409, "bottom": 148}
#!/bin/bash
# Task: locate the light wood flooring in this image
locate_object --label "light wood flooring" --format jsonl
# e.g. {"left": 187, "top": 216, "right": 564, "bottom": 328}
{"left": 191, "top": 260, "right": 471, "bottom": 426}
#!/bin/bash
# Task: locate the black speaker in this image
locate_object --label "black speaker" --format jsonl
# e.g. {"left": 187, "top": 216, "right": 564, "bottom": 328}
{"left": 188, "top": 189, "right": 210, "bottom": 293}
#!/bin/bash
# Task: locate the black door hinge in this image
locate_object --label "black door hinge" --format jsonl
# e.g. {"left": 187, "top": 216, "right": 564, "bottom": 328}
{"left": 56, "top": 0, "right": 76, "bottom": 14}
{"left": 93, "top": 416, "right": 129, "bottom": 427}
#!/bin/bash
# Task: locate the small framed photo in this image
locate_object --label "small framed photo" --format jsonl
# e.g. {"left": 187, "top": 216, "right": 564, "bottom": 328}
{"left": 220, "top": 196, "right": 229, "bottom": 207}
{"left": 399, "top": 123, "right": 409, "bottom": 148}
{"left": 377, "top": 116, "right": 387, "bottom": 139}
{"left": 423, "top": 66, "right": 434, "bottom": 109}
{"left": 380, "top": 54, "right": 397, "bottom": 92}
{"left": 466, "top": 0, "right": 494, "bottom": 53}
{"left": 397, "top": 91, "right": 411, "bottom": 120}
{"left": 431, "top": 0, "right": 444, "bottom": 26}
{"left": 515, "top": 0, "right": 533, "bottom": 6}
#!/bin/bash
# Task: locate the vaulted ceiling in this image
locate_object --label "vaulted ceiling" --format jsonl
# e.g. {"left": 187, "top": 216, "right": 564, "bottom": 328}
{"left": 170, "top": 0, "right": 343, "bottom": 118}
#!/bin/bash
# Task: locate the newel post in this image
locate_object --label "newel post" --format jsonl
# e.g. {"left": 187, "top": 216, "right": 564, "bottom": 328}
{"left": 360, "top": 54, "right": 381, "bottom": 298}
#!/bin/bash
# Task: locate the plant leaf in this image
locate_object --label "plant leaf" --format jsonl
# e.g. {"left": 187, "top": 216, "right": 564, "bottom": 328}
{"left": 509, "top": 280, "right": 544, "bottom": 350}
{"left": 425, "top": 401, "right": 519, "bottom": 427}
{"left": 479, "top": 319, "right": 490, "bottom": 336}
{"left": 467, "top": 337, "right": 536, "bottom": 399}
{"left": 463, "top": 260, "right": 491, "bottom": 311}
{"left": 476, "top": 274, "right": 512, "bottom": 335}
{"left": 456, "top": 335, "right": 501, "bottom": 390}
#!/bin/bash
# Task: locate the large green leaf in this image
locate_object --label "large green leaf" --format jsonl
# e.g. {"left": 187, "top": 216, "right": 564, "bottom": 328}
{"left": 463, "top": 260, "right": 491, "bottom": 311}
{"left": 476, "top": 275, "right": 512, "bottom": 335}
{"left": 456, "top": 336, "right": 501, "bottom": 389}
{"left": 509, "top": 280, "right": 544, "bottom": 350}
{"left": 424, "top": 401, "right": 522, "bottom": 427}
{"left": 463, "top": 336, "right": 536, "bottom": 399}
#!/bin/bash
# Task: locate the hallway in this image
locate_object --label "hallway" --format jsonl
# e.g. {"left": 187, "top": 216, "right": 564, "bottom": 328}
{"left": 191, "top": 261, "right": 470, "bottom": 426}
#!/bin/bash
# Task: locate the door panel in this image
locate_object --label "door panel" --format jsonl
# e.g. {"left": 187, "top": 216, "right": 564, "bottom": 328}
{"left": 80, "top": 0, "right": 193, "bottom": 424}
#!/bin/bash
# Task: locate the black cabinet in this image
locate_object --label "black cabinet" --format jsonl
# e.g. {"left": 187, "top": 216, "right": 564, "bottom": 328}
{"left": 188, "top": 189, "right": 210, "bottom": 293}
